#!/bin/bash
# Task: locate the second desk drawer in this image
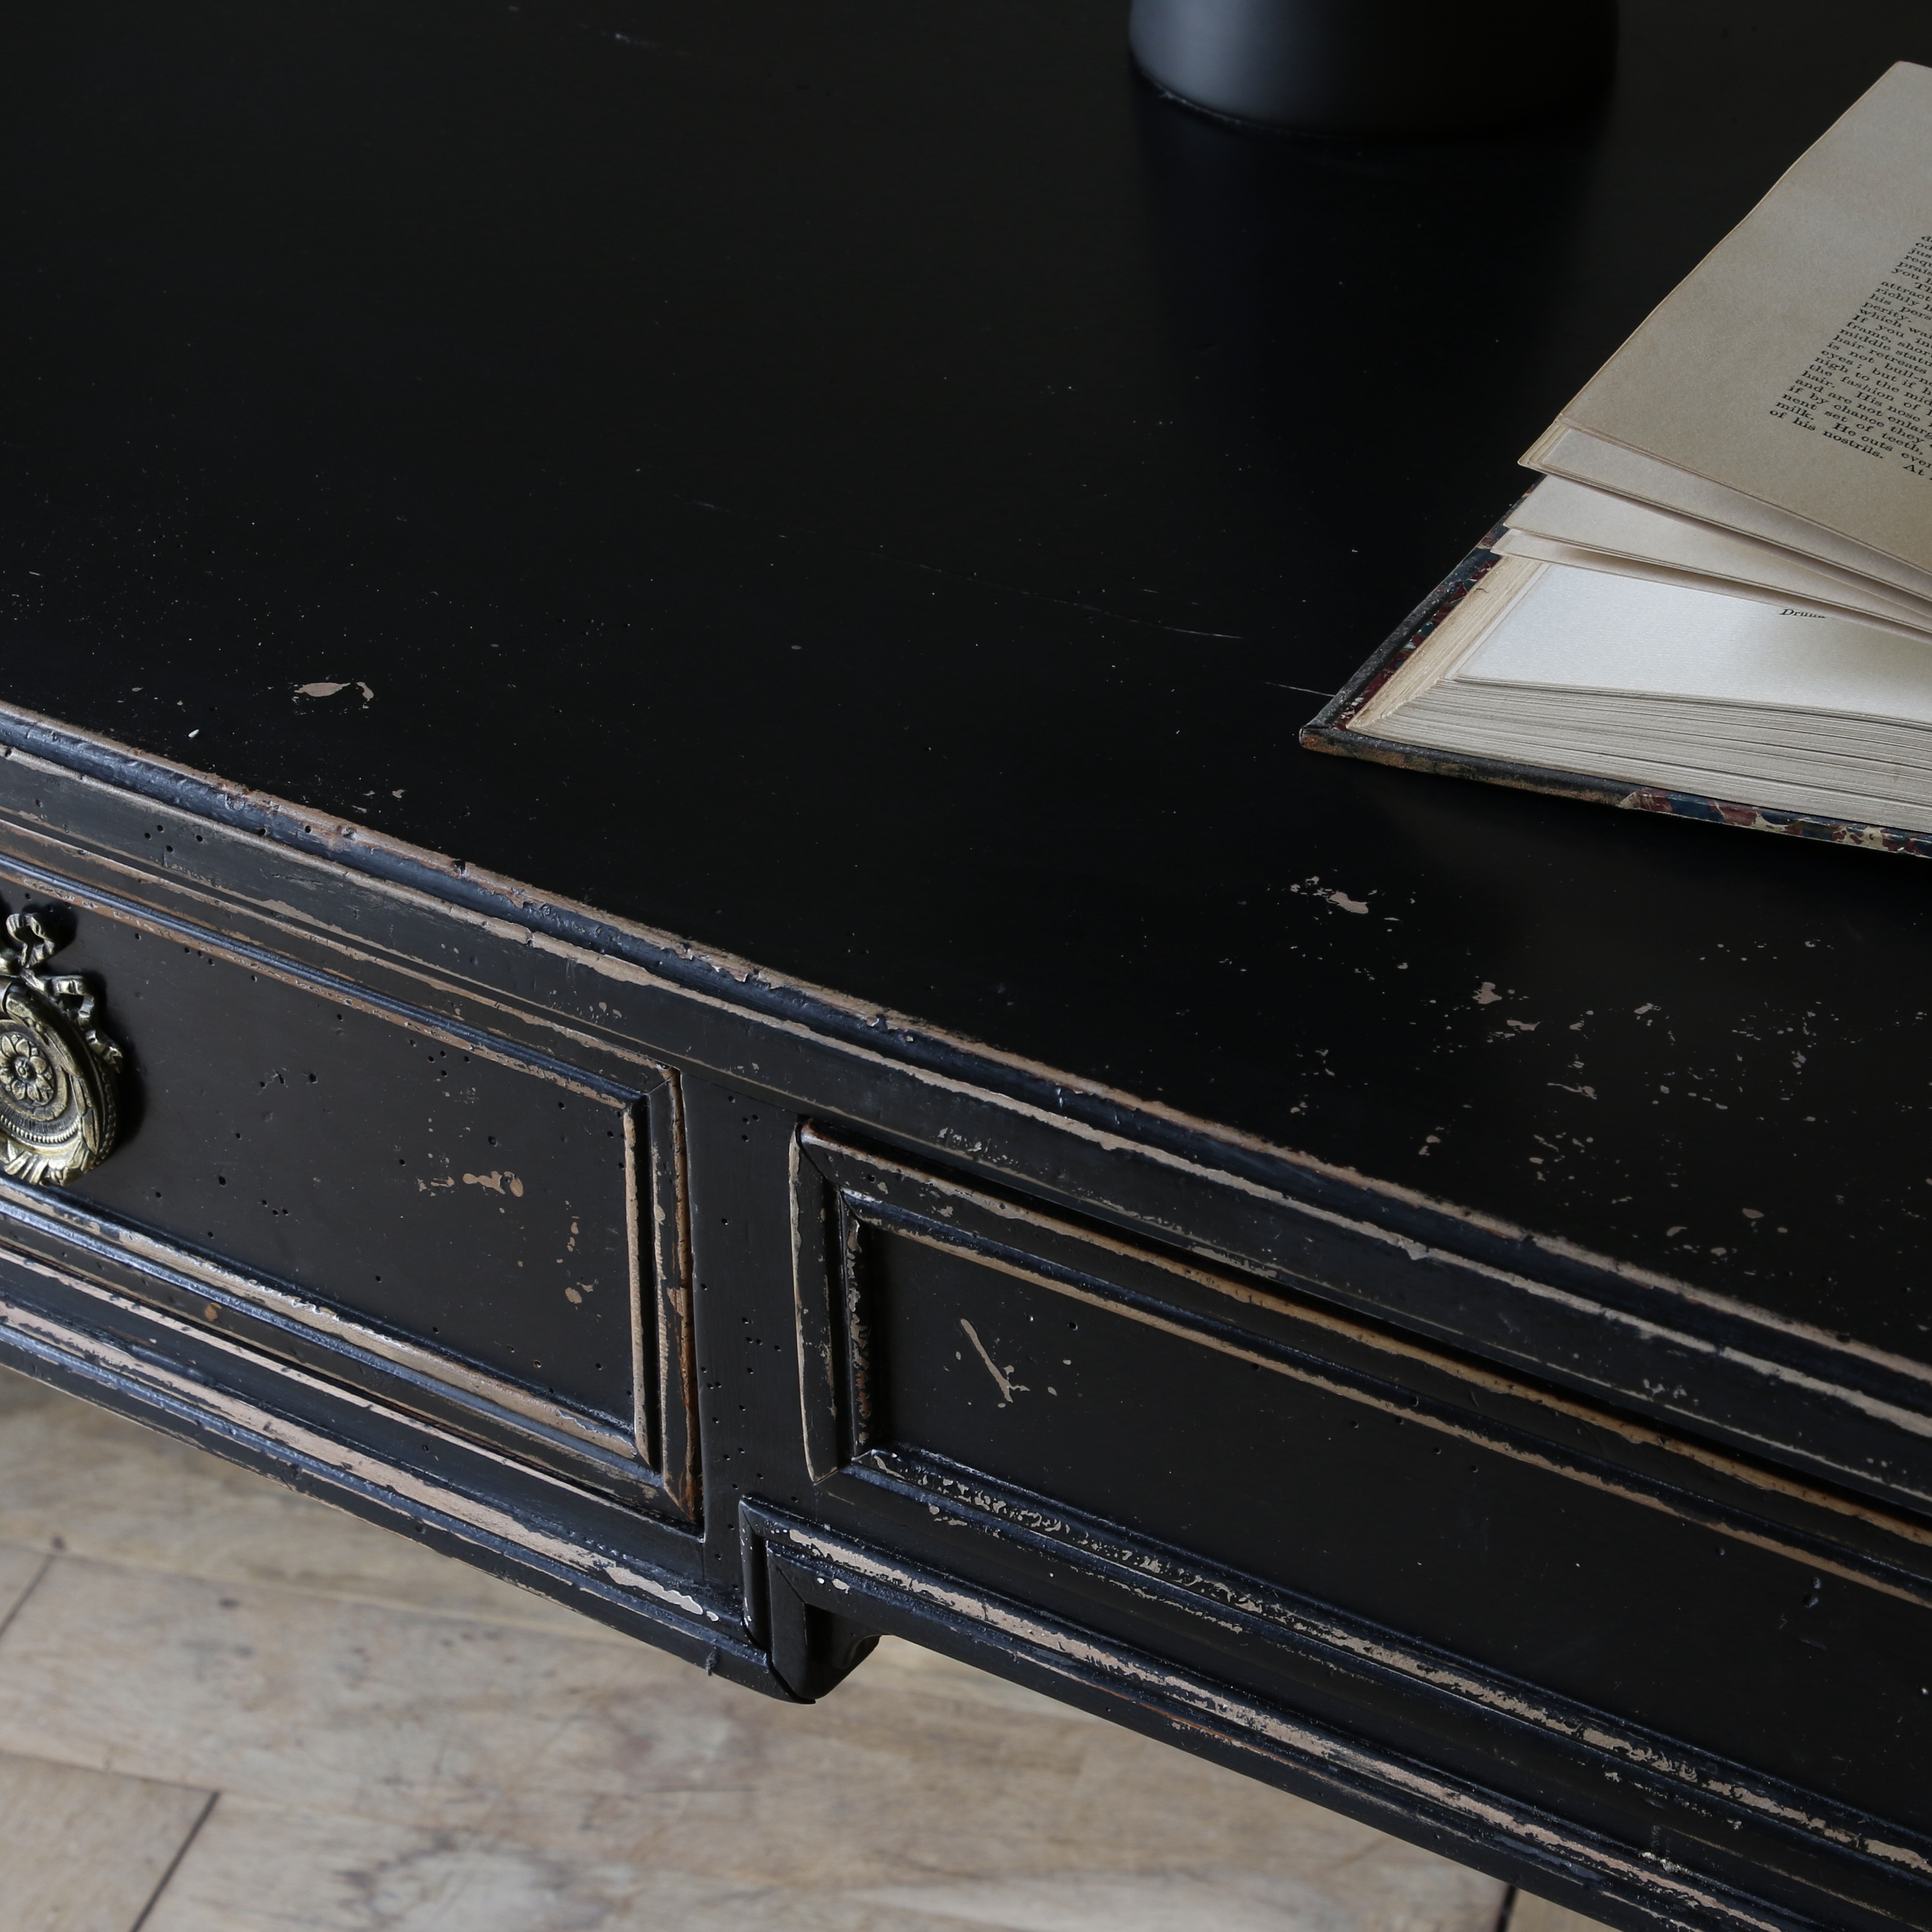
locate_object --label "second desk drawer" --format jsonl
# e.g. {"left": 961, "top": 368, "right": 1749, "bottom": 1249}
{"left": 791, "top": 1124, "right": 1932, "bottom": 1839}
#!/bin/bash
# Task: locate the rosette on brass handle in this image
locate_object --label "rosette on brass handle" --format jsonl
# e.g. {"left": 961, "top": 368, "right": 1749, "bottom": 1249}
{"left": 0, "top": 908, "right": 122, "bottom": 1185}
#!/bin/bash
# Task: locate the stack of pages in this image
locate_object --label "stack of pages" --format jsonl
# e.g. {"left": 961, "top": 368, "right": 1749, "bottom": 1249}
{"left": 1308, "top": 62, "right": 1932, "bottom": 845}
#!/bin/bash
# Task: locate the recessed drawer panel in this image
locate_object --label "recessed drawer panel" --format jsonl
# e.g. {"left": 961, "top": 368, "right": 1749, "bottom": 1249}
{"left": 792, "top": 1127, "right": 1932, "bottom": 1837}
{"left": 74, "top": 930, "right": 640, "bottom": 1414}
{"left": 0, "top": 869, "right": 694, "bottom": 1517}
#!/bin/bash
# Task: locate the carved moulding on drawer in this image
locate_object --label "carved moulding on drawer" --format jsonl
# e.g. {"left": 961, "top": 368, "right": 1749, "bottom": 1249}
{"left": 790, "top": 1124, "right": 1932, "bottom": 1855}
{"left": 0, "top": 878, "right": 697, "bottom": 1522}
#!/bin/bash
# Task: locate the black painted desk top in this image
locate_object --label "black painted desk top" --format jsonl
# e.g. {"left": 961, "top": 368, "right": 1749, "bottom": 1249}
{"left": 4, "top": 0, "right": 1931, "bottom": 1376}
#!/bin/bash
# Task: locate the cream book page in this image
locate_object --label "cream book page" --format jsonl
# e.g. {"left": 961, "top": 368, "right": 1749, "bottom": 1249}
{"left": 1541, "top": 62, "right": 1932, "bottom": 576}
{"left": 1455, "top": 565, "right": 1932, "bottom": 722}
{"left": 1527, "top": 426, "right": 1932, "bottom": 600}
{"left": 1490, "top": 530, "right": 1932, "bottom": 638}
{"left": 1501, "top": 476, "right": 1932, "bottom": 628}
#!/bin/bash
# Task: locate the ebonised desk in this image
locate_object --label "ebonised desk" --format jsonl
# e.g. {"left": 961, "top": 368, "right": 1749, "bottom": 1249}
{"left": 1, "top": 4, "right": 1928, "bottom": 1928}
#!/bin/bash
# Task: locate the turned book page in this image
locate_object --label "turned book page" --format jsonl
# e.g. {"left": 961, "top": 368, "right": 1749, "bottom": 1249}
{"left": 1539, "top": 61, "right": 1932, "bottom": 577}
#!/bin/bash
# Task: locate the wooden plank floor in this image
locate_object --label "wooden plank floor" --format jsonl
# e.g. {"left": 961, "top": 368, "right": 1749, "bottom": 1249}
{"left": 0, "top": 1365, "right": 1608, "bottom": 1931}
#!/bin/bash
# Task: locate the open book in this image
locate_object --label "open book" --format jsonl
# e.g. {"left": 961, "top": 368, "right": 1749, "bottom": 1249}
{"left": 1305, "top": 62, "right": 1932, "bottom": 855}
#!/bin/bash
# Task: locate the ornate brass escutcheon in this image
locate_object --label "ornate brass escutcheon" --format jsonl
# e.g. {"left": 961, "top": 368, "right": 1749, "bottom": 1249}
{"left": 0, "top": 907, "right": 123, "bottom": 1185}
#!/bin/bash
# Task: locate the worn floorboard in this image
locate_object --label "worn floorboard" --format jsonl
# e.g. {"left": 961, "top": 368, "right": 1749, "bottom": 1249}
{"left": 1510, "top": 1899, "right": 1612, "bottom": 1932}
{"left": 0, "top": 1366, "right": 1604, "bottom": 1931}
{"left": 1515, "top": 1901, "right": 1623, "bottom": 1932}
{"left": 0, "top": 1541, "right": 48, "bottom": 1636}
{"left": 0, "top": 1747, "right": 210, "bottom": 1932}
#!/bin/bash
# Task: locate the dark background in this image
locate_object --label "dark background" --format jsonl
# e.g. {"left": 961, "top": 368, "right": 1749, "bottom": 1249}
{"left": 3, "top": 0, "right": 1931, "bottom": 1361}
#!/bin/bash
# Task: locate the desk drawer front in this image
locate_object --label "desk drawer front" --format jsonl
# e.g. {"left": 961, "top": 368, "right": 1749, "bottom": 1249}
{"left": 793, "top": 1128, "right": 1932, "bottom": 1842}
{"left": 0, "top": 864, "right": 695, "bottom": 1516}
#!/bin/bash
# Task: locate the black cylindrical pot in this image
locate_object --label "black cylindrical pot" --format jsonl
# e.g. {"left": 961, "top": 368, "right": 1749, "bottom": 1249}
{"left": 1128, "top": 0, "right": 1617, "bottom": 134}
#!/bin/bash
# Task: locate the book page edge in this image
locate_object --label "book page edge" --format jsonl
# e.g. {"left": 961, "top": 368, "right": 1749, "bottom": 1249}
{"left": 1350, "top": 554, "right": 1546, "bottom": 734}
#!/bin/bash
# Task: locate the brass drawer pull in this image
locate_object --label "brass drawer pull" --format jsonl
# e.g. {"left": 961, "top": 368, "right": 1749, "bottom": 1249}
{"left": 0, "top": 908, "right": 122, "bottom": 1185}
